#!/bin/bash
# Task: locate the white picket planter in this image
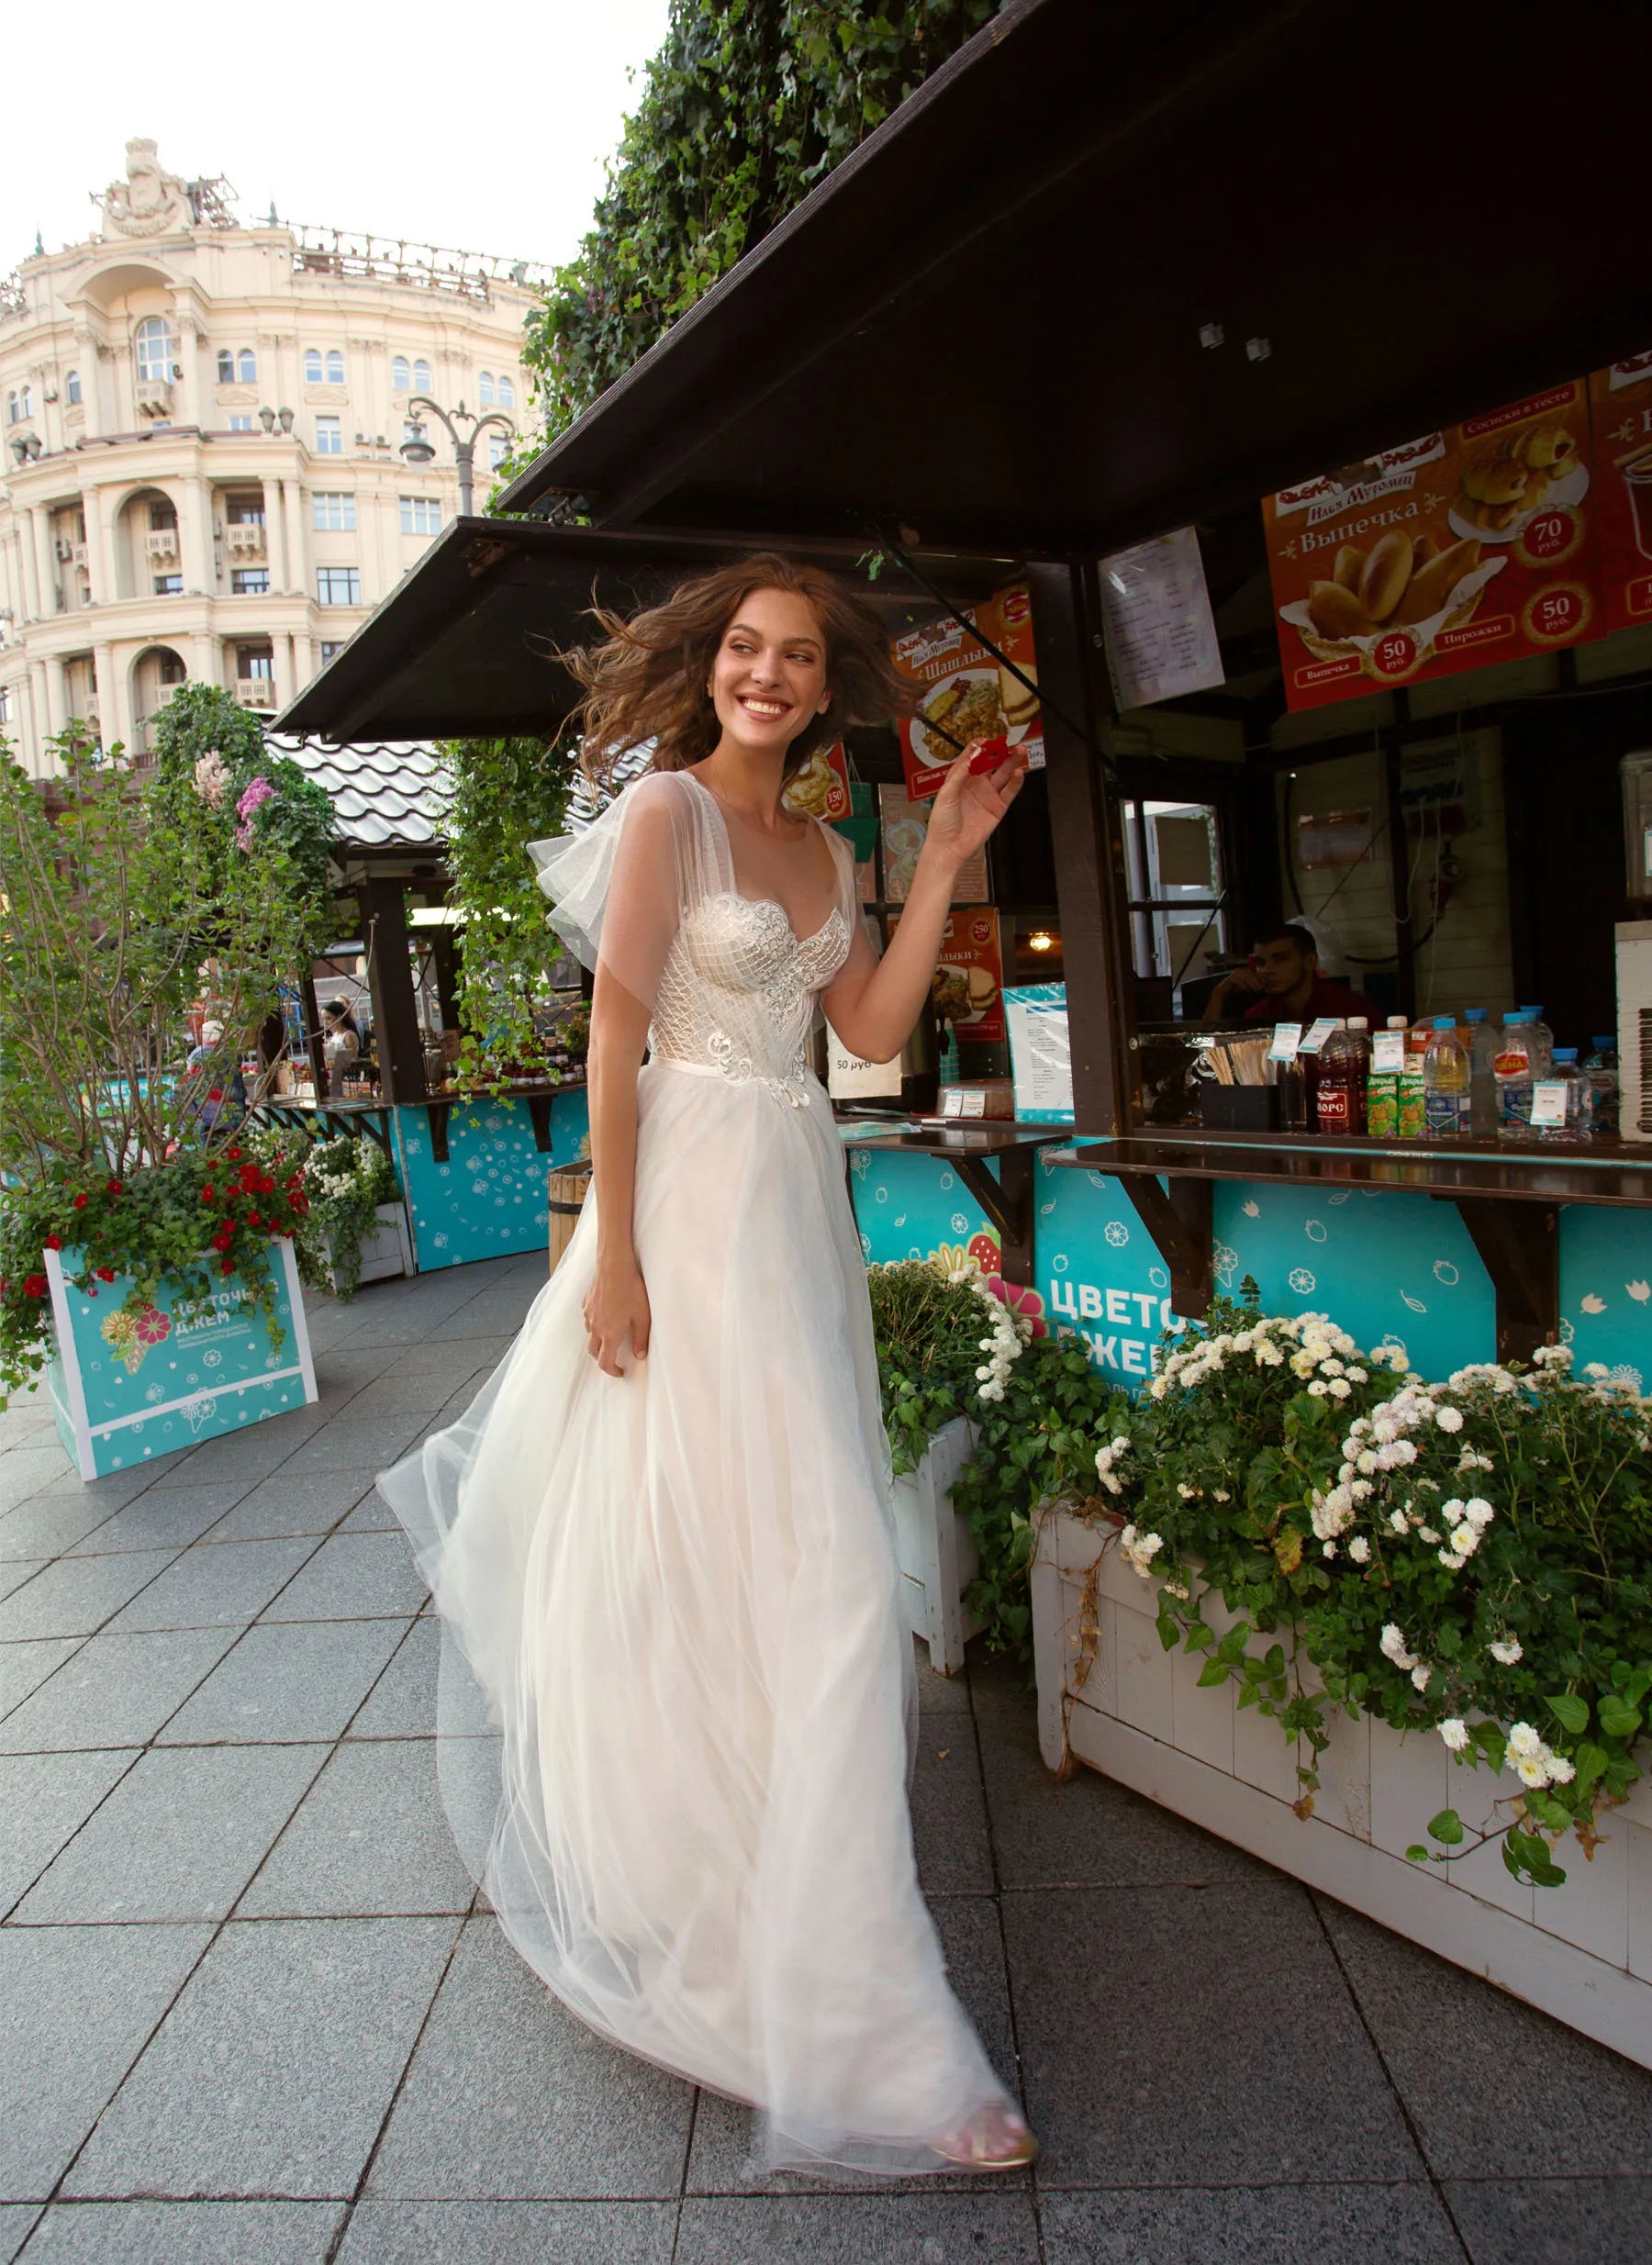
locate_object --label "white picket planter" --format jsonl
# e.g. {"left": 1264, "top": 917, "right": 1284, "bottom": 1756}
{"left": 889, "top": 1415, "right": 980, "bottom": 1676}
{"left": 1032, "top": 1503, "right": 1652, "bottom": 2070}
{"left": 324, "top": 1201, "right": 412, "bottom": 1294}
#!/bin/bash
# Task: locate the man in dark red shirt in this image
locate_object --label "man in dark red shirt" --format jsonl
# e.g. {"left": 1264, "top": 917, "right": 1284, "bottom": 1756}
{"left": 1205, "top": 923, "right": 1379, "bottom": 1026}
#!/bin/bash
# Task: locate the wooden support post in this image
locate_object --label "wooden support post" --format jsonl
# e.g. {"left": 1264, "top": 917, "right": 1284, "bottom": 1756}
{"left": 1114, "top": 1172, "right": 1214, "bottom": 1319}
{"left": 360, "top": 877, "right": 427, "bottom": 1106}
{"left": 1448, "top": 1196, "right": 1558, "bottom": 1366}
{"left": 430, "top": 924, "right": 463, "bottom": 1030}
{"left": 952, "top": 1150, "right": 1036, "bottom": 1286}
{"left": 1026, "top": 562, "right": 1134, "bottom": 1132}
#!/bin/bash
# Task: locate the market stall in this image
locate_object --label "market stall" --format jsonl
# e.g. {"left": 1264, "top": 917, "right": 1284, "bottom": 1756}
{"left": 276, "top": 0, "right": 1652, "bottom": 2058}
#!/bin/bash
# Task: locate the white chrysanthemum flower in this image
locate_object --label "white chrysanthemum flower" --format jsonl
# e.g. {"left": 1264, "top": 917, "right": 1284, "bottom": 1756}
{"left": 1440, "top": 1718, "right": 1469, "bottom": 1752}
{"left": 1329, "top": 1378, "right": 1352, "bottom": 1399}
{"left": 1389, "top": 1510, "right": 1409, "bottom": 1535}
{"left": 1489, "top": 1637, "right": 1523, "bottom": 1666}
{"left": 1323, "top": 1540, "right": 1337, "bottom": 1558}
{"left": 1307, "top": 1380, "right": 1328, "bottom": 1397}
{"left": 1547, "top": 1754, "right": 1576, "bottom": 1785}
{"left": 1439, "top": 1549, "right": 1465, "bottom": 1571}
{"left": 1213, "top": 1489, "right": 1230, "bottom": 1502}
{"left": 1464, "top": 1498, "right": 1494, "bottom": 1530}
{"left": 1379, "top": 1623, "right": 1418, "bottom": 1671}
{"left": 1435, "top": 1406, "right": 1465, "bottom": 1433}
{"left": 1411, "top": 1662, "right": 1432, "bottom": 1692}
{"left": 1449, "top": 1523, "right": 1479, "bottom": 1556}
{"left": 1418, "top": 1527, "right": 1442, "bottom": 1547}
{"left": 1515, "top": 1755, "right": 1548, "bottom": 1787}
{"left": 1348, "top": 1536, "right": 1370, "bottom": 1564}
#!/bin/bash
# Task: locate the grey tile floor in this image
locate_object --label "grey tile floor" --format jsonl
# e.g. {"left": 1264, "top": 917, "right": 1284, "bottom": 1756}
{"left": 1, "top": 1250, "right": 1649, "bottom": 2264}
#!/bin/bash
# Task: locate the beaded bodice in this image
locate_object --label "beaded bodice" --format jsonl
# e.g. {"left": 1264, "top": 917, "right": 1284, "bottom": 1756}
{"left": 649, "top": 891, "right": 851, "bottom": 1106}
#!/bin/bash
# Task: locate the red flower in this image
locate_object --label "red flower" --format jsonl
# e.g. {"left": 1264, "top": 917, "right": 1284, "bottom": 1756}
{"left": 201, "top": 1188, "right": 216, "bottom": 1204}
{"left": 106, "top": 1178, "right": 123, "bottom": 1196}
{"left": 211, "top": 1229, "right": 232, "bottom": 1251}
{"left": 257, "top": 1174, "right": 275, "bottom": 1194}
{"left": 23, "top": 1274, "right": 47, "bottom": 1299}
{"left": 86, "top": 1286, "right": 98, "bottom": 1298}
{"left": 248, "top": 1212, "right": 262, "bottom": 1228}
{"left": 96, "top": 1266, "right": 115, "bottom": 1282}
{"left": 43, "top": 1233, "right": 61, "bottom": 1251}
{"left": 220, "top": 1258, "right": 234, "bottom": 1275}
{"left": 208, "top": 1088, "right": 224, "bottom": 1103}
{"left": 227, "top": 1146, "right": 242, "bottom": 1160}
{"left": 73, "top": 1193, "right": 88, "bottom": 1210}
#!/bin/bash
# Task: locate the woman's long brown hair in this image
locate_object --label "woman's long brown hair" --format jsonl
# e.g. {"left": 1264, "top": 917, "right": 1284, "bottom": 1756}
{"left": 561, "top": 552, "right": 914, "bottom": 788}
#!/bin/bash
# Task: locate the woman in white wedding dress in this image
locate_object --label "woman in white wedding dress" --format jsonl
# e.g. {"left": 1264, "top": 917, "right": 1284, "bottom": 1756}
{"left": 378, "top": 553, "right": 1035, "bottom": 2174}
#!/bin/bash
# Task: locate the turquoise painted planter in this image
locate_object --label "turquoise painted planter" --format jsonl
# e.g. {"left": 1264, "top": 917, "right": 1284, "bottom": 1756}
{"left": 43, "top": 1240, "right": 317, "bottom": 1480}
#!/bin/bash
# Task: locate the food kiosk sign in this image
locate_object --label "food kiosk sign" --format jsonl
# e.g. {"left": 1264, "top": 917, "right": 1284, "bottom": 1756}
{"left": 1264, "top": 380, "right": 1599, "bottom": 711}
{"left": 1590, "top": 351, "right": 1652, "bottom": 637}
{"left": 893, "top": 585, "right": 1044, "bottom": 799}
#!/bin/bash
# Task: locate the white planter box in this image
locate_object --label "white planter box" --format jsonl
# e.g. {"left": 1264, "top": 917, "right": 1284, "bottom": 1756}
{"left": 324, "top": 1201, "right": 412, "bottom": 1293}
{"left": 889, "top": 1415, "right": 980, "bottom": 1676}
{"left": 1032, "top": 1504, "right": 1652, "bottom": 2070}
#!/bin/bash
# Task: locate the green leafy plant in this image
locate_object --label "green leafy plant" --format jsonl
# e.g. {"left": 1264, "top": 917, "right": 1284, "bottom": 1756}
{"left": 242, "top": 1125, "right": 398, "bottom": 1300}
{"left": 1082, "top": 1287, "right": 1652, "bottom": 1888}
{"left": 508, "top": 1, "right": 1007, "bottom": 469}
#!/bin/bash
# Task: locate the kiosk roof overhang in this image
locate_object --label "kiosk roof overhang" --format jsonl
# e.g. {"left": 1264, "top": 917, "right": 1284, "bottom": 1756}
{"left": 279, "top": 0, "right": 1652, "bottom": 742}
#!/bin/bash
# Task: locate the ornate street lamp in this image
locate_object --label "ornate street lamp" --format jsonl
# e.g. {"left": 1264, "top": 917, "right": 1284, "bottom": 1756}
{"left": 399, "top": 396, "right": 515, "bottom": 519}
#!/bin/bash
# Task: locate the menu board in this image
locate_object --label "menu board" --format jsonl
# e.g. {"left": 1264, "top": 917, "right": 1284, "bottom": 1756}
{"left": 1099, "top": 527, "right": 1225, "bottom": 710}
{"left": 1003, "top": 983, "right": 1074, "bottom": 1123}
{"left": 893, "top": 584, "right": 1044, "bottom": 800}
{"left": 1264, "top": 380, "right": 1600, "bottom": 711}
{"left": 1589, "top": 351, "right": 1652, "bottom": 639}
{"left": 876, "top": 783, "right": 988, "bottom": 905}
{"left": 889, "top": 905, "right": 1006, "bottom": 1043}
{"left": 779, "top": 740, "right": 852, "bottom": 824}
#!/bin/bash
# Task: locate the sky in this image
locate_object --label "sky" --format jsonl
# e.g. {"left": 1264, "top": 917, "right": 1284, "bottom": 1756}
{"left": 0, "top": 0, "right": 674, "bottom": 272}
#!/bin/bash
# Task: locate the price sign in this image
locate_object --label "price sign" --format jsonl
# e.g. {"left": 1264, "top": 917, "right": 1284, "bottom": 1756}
{"left": 1529, "top": 1080, "right": 1569, "bottom": 1128}
{"left": 1372, "top": 1031, "right": 1406, "bottom": 1072}
{"left": 1300, "top": 1017, "right": 1340, "bottom": 1054}
{"left": 1267, "top": 1023, "right": 1302, "bottom": 1062}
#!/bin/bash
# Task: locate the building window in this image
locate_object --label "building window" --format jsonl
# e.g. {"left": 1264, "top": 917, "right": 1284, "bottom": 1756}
{"left": 158, "top": 652, "right": 187, "bottom": 686}
{"left": 312, "top": 491, "right": 356, "bottom": 532}
{"left": 225, "top": 492, "right": 265, "bottom": 526}
{"left": 229, "top": 415, "right": 254, "bottom": 431}
{"left": 0, "top": 686, "right": 13, "bottom": 724}
{"left": 154, "top": 574, "right": 184, "bottom": 596}
{"left": 497, "top": 374, "right": 515, "bottom": 411}
{"left": 20, "top": 385, "right": 34, "bottom": 419}
{"left": 488, "top": 434, "right": 509, "bottom": 472}
{"left": 315, "top": 416, "right": 342, "bottom": 455}
{"left": 399, "top": 495, "right": 441, "bottom": 537}
{"left": 231, "top": 568, "right": 271, "bottom": 595}
{"left": 326, "top": 350, "right": 344, "bottom": 385}
{"left": 317, "top": 566, "right": 361, "bottom": 606}
{"left": 149, "top": 498, "right": 177, "bottom": 531}
{"left": 135, "top": 317, "right": 173, "bottom": 383}
{"left": 237, "top": 645, "right": 274, "bottom": 679}
{"left": 239, "top": 349, "right": 257, "bottom": 383}
{"left": 478, "top": 372, "right": 495, "bottom": 406}
{"left": 304, "top": 348, "right": 323, "bottom": 384}
{"left": 5, "top": 394, "right": 17, "bottom": 424}
{"left": 217, "top": 350, "right": 234, "bottom": 382}
{"left": 413, "top": 358, "right": 430, "bottom": 393}
{"left": 65, "top": 369, "right": 82, "bottom": 406}
{"left": 391, "top": 355, "right": 410, "bottom": 392}
{"left": 320, "top": 641, "right": 345, "bottom": 665}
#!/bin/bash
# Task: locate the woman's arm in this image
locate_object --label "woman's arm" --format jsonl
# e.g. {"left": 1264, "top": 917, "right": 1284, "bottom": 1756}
{"left": 582, "top": 966, "right": 653, "bottom": 1376}
{"left": 821, "top": 742, "right": 1026, "bottom": 1065}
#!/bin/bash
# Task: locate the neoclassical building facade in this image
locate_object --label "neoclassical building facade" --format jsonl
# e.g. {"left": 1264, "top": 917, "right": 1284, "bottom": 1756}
{"left": 0, "top": 140, "right": 544, "bottom": 775}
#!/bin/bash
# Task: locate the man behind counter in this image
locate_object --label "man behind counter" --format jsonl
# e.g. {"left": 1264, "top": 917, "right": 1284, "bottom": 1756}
{"left": 1204, "top": 923, "right": 1379, "bottom": 1026}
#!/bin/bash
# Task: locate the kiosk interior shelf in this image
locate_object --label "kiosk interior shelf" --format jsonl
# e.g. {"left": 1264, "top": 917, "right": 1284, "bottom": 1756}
{"left": 1055, "top": 1134, "right": 1652, "bottom": 1365}
{"left": 837, "top": 1121, "right": 1068, "bottom": 1284}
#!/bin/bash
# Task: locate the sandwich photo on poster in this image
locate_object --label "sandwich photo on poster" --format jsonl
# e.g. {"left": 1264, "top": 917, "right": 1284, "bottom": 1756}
{"left": 893, "top": 585, "right": 1044, "bottom": 800}
{"left": 1264, "top": 380, "right": 1600, "bottom": 712}
{"left": 1590, "top": 352, "right": 1652, "bottom": 637}
{"left": 889, "top": 906, "right": 1007, "bottom": 1043}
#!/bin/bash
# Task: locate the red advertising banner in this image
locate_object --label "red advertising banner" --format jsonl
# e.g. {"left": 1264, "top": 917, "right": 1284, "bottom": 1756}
{"left": 1264, "top": 380, "right": 1600, "bottom": 711}
{"left": 890, "top": 905, "right": 1006, "bottom": 1042}
{"left": 893, "top": 585, "right": 1044, "bottom": 799}
{"left": 1590, "top": 351, "right": 1652, "bottom": 638}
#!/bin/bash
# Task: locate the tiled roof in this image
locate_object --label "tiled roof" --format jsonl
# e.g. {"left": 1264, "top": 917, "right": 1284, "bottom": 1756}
{"left": 268, "top": 735, "right": 452, "bottom": 849}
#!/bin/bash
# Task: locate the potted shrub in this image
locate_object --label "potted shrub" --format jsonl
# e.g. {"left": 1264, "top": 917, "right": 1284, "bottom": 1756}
{"left": 1032, "top": 1287, "right": 1652, "bottom": 2068}
{"left": 0, "top": 703, "right": 336, "bottom": 1476}
{"left": 269, "top": 1129, "right": 408, "bottom": 1297}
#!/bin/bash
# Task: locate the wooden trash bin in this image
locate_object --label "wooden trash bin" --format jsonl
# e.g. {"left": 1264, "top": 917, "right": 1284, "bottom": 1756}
{"left": 547, "top": 1163, "right": 591, "bottom": 1273}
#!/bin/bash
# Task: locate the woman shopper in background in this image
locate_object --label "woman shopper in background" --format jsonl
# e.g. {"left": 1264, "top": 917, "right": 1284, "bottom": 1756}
{"left": 379, "top": 553, "right": 1037, "bottom": 2173}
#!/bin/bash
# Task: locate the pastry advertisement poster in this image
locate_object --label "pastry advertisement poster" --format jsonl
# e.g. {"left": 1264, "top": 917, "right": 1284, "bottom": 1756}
{"left": 1263, "top": 380, "right": 1600, "bottom": 712}
{"left": 890, "top": 905, "right": 1006, "bottom": 1043}
{"left": 1589, "top": 351, "right": 1652, "bottom": 638}
{"left": 876, "top": 783, "right": 987, "bottom": 905}
{"left": 1099, "top": 527, "right": 1226, "bottom": 710}
{"left": 893, "top": 584, "right": 1044, "bottom": 800}
{"left": 779, "top": 741, "right": 852, "bottom": 824}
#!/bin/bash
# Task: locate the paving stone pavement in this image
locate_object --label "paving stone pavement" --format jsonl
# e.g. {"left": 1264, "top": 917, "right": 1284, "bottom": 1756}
{"left": 2, "top": 1252, "right": 1649, "bottom": 2264}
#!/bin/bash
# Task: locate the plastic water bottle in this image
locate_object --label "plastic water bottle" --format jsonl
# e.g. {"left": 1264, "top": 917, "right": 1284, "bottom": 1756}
{"left": 1464, "top": 1009, "right": 1499, "bottom": 1136}
{"left": 1423, "top": 1016, "right": 1470, "bottom": 1138}
{"left": 1494, "top": 1012, "right": 1538, "bottom": 1141}
{"left": 1315, "top": 1019, "right": 1370, "bottom": 1135}
{"left": 1582, "top": 1035, "right": 1619, "bottom": 1136}
{"left": 1518, "top": 1006, "right": 1554, "bottom": 1078}
{"left": 1535, "top": 1048, "right": 1588, "bottom": 1143}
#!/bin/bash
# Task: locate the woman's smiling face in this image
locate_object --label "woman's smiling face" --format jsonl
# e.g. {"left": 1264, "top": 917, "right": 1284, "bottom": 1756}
{"left": 709, "top": 587, "right": 831, "bottom": 755}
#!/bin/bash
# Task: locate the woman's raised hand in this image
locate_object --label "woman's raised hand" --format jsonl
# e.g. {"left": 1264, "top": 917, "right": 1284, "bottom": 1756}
{"left": 583, "top": 1254, "right": 652, "bottom": 1376}
{"left": 921, "top": 741, "right": 1029, "bottom": 868}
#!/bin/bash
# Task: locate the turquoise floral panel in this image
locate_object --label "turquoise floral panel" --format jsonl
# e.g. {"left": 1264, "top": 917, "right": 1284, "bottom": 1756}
{"left": 45, "top": 1239, "right": 317, "bottom": 1479}
{"left": 846, "top": 1147, "right": 994, "bottom": 1273}
{"left": 1558, "top": 1204, "right": 1652, "bottom": 1393}
{"left": 1028, "top": 1146, "right": 1182, "bottom": 1388}
{"left": 395, "top": 1090, "right": 590, "bottom": 1271}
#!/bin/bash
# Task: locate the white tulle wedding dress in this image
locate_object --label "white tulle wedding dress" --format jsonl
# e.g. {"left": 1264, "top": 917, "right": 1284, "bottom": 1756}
{"left": 377, "top": 765, "right": 1016, "bottom": 2174}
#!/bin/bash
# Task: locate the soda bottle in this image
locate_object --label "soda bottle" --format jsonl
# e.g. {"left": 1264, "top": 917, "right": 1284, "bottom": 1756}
{"left": 1315, "top": 1019, "right": 1370, "bottom": 1135}
{"left": 1464, "top": 1008, "right": 1499, "bottom": 1136}
{"left": 1423, "top": 1015, "right": 1470, "bottom": 1138}
{"left": 1494, "top": 1012, "right": 1538, "bottom": 1141}
{"left": 1367, "top": 1015, "right": 1406, "bottom": 1139}
{"left": 1535, "top": 1048, "right": 1588, "bottom": 1144}
{"left": 1582, "top": 1035, "right": 1620, "bottom": 1136}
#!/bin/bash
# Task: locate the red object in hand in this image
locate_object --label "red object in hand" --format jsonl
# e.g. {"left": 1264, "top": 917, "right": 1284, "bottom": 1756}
{"left": 966, "top": 735, "right": 1013, "bottom": 775}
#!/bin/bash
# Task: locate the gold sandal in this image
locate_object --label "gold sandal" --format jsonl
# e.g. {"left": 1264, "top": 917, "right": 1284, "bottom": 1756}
{"left": 935, "top": 2105, "right": 1040, "bottom": 2170}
